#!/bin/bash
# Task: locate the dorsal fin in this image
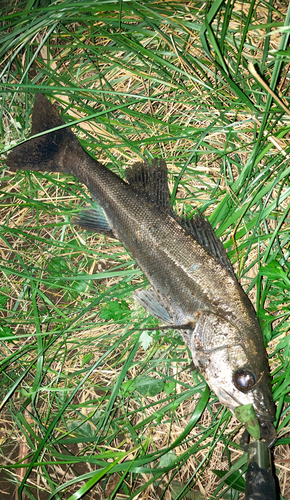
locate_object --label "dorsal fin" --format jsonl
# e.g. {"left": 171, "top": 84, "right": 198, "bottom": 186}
{"left": 125, "top": 159, "right": 172, "bottom": 210}
{"left": 125, "top": 160, "right": 234, "bottom": 275}
{"left": 183, "top": 214, "right": 236, "bottom": 278}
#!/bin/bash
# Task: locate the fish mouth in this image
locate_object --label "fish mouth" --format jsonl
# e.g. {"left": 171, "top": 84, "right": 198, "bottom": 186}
{"left": 258, "top": 419, "right": 277, "bottom": 448}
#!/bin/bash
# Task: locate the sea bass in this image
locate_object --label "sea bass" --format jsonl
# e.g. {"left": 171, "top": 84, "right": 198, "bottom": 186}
{"left": 6, "top": 94, "right": 276, "bottom": 444}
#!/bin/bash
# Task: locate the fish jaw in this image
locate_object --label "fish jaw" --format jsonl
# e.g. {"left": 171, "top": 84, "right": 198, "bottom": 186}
{"left": 184, "top": 311, "right": 275, "bottom": 423}
{"left": 258, "top": 420, "right": 277, "bottom": 448}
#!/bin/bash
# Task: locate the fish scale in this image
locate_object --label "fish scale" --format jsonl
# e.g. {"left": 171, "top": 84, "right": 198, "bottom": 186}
{"left": 6, "top": 93, "right": 276, "bottom": 445}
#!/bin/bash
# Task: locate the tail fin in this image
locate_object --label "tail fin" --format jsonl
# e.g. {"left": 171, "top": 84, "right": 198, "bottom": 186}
{"left": 6, "top": 94, "right": 83, "bottom": 174}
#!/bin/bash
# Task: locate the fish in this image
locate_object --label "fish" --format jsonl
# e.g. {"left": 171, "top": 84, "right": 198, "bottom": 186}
{"left": 6, "top": 93, "right": 276, "bottom": 445}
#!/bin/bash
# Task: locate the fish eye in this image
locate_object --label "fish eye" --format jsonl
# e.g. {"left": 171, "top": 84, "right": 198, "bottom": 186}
{"left": 233, "top": 369, "right": 256, "bottom": 393}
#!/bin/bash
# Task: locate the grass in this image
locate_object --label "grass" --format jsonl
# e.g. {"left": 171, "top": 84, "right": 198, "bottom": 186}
{"left": 1, "top": 0, "right": 290, "bottom": 498}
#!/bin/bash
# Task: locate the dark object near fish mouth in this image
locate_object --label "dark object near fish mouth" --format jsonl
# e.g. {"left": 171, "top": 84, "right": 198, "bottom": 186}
{"left": 240, "top": 418, "right": 277, "bottom": 450}
{"left": 258, "top": 419, "right": 277, "bottom": 449}
{"left": 245, "top": 441, "right": 277, "bottom": 500}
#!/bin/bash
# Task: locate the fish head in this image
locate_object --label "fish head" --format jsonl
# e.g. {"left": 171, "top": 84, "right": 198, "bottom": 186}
{"left": 189, "top": 311, "right": 276, "bottom": 444}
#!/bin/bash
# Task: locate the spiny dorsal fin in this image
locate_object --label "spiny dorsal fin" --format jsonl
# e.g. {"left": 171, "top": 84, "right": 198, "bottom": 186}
{"left": 183, "top": 214, "right": 235, "bottom": 278}
{"left": 125, "top": 159, "right": 172, "bottom": 210}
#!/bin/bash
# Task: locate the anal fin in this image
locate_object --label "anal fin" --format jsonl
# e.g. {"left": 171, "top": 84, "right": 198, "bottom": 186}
{"left": 133, "top": 288, "right": 174, "bottom": 325}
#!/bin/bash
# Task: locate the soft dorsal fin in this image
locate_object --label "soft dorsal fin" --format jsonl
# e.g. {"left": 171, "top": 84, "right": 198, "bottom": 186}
{"left": 183, "top": 214, "right": 236, "bottom": 278}
{"left": 125, "top": 159, "right": 172, "bottom": 211}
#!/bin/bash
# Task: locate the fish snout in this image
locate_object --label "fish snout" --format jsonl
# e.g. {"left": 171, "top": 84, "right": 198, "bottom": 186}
{"left": 258, "top": 419, "right": 277, "bottom": 449}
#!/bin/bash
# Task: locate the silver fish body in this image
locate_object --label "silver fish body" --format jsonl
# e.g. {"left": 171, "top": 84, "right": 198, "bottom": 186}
{"left": 6, "top": 94, "right": 276, "bottom": 443}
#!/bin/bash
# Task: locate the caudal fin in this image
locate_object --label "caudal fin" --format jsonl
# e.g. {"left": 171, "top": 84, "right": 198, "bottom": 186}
{"left": 6, "top": 94, "right": 83, "bottom": 174}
